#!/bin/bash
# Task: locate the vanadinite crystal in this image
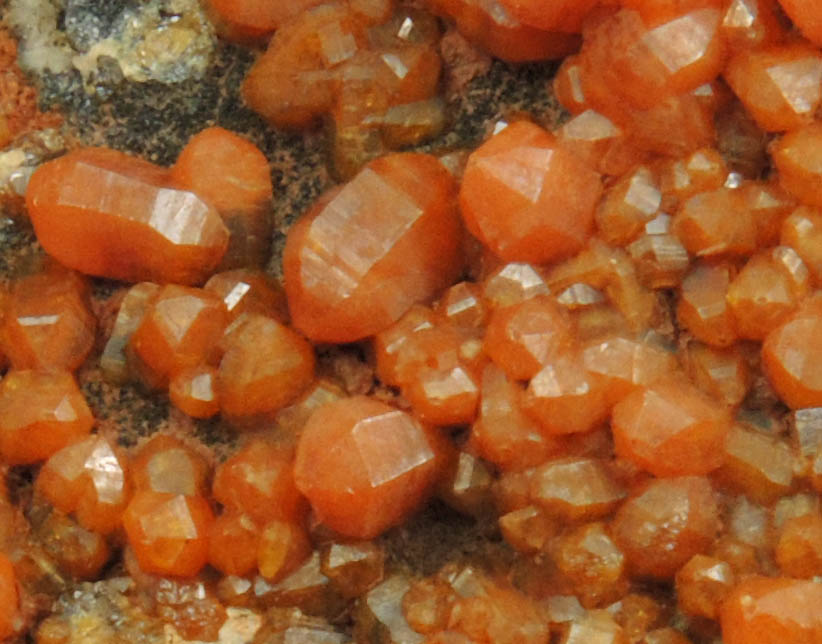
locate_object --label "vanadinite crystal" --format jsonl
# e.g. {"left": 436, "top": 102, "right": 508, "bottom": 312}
{"left": 207, "top": 0, "right": 325, "bottom": 41}
{"left": 243, "top": 1, "right": 445, "bottom": 176}
{"left": 212, "top": 439, "right": 304, "bottom": 526}
{"left": 0, "top": 553, "right": 19, "bottom": 639}
{"left": 283, "top": 152, "right": 462, "bottom": 342}
{"left": 0, "top": 370, "right": 93, "bottom": 465}
{"left": 294, "top": 396, "right": 443, "bottom": 538}
{"left": 130, "top": 434, "right": 210, "bottom": 497}
{"left": 0, "top": 269, "right": 95, "bottom": 372}
{"left": 204, "top": 268, "right": 288, "bottom": 323}
{"left": 36, "top": 435, "right": 130, "bottom": 534}
{"left": 720, "top": 576, "right": 822, "bottom": 643}
{"left": 170, "top": 126, "right": 273, "bottom": 270}
{"left": 25, "top": 147, "right": 229, "bottom": 285}
{"left": 763, "top": 295, "right": 822, "bottom": 408}
{"left": 123, "top": 490, "right": 214, "bottom": 577}
{"left": 217, "top": 313, "right": 316, "bottom": 422}
{"left": 425, "top": 0, "right": 580, "bottom": 62}
{"left": 611, "top": 378, "right": 731, "bottom": 477}
{"left": 612, "top": 476, "right": 720, "bottom": 579}
{"left": 460, "top": 120, "right": 602, "bottom": 264}
{"left": 130, "top": 284, "right": 228, "bottom": 389}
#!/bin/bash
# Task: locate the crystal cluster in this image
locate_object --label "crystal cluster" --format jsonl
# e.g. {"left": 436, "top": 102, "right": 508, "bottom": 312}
{"left": 105, "top": 269, "right": 315, "bottom": 425}
{"left": 243, "top": 1, "right": 446, "bottom": 177}
{"left": 9, "top": 1, "right": 822, "bottom": 643}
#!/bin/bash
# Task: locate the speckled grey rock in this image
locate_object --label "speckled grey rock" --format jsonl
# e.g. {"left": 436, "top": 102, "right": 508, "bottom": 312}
{"left": 63, "top": 0, "right": 135, "bottom": 52}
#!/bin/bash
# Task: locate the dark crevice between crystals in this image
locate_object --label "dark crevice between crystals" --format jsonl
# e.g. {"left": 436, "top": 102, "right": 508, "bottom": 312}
{"left": 382, "top": 498, "right": 507, "bottom": 577}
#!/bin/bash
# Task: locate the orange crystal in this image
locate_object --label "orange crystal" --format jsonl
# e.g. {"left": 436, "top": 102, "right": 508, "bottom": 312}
{"left": 720, "top": 576, "right": 822, "bottom": 644}
{"left": 212, "top": 439, "right": 305, "bottom": 526}
{"left": 763, "top": 296, "right": 822, "bottom": 408}
{"left": 0, "top": 370, "right": 94, "bottom": 465}
{"left": 499, "top": 505, "right": 555, "bottom": 554}
{"left": 168, "top": 365, "right": 220, "bottom": 419}
{"left": 241, "top": 3, "right": 368, "bottom": 129}
{"left": 781, "top": 206, "right": 822, "bottom": 284}
{"left": 560, "top": 610, "right": 628, "bottom": 644}
{"left": 460, "top": 120, "right": 602, "bottom": 264}
{"left": 581, "top": 335, "right": 677, "bottom": 405}
{"left": 481, "top": 262, "right": 551, "bottom": 310}
{"left": 36, "top": 434, "right": 130, "bottom": 535}
{"left": 426, "top": 0, "right": 580, "bottom": 62}
{"left": 436, "top": 281, "right": 487, "bottom": 330}
{"left": 717, "top": 424, "right": 795, "bottom": 504}
{"left": 294, "top": 396, "right": 443, "bottom": 538}
{"left": 724, "top": 43, "right": 822, "bottom": 132}
{"left": 556, "top": 109, "right": 647, "bottom": 177}
{"left": 469, "top": 363, "right": 562, "bottom": 471}
{"left": 483, "top": 295, "right": 575, "bottom": 381}
{"left": 553, "top": 55, "right": 588, "bottom": 115}
{"left": 529, "top": 457, "right": 625, "bottom": 521}
{"left": 257, "top": 519, "right": 312, "bottom": 582}
{"left": 38, "top": 510, "right": 111, "bottom": 581}
{"left": 675, "top": 554, "right": 734, "bottom": 620}
{"left": 497, "top": 0, "right": 599, "bottom": 32}
{"left": 130, "top": 284, "right": 228, "bottom": 389}
{"left": 621, "top": 0, "right": 727, "bottom": 26}
{"left": 775, "top": 514, "right": 822, "bottom": 578}
{"left": 720, "top": 0, "right": 786, "bottom": 53}
{"left": 130, "top": 434, "right": 210, "bottom": 497}
{"left": 611, "top": 476, "right": 719, "bottom": 579}
{"left": 0, "top": 270, "right": 95, "bottom": 372}
{"left": 284, "top": 153, "right": 462, "bottom": 343}
{"left": 611, "top": 378, "right": 732, "bottom": 477}
{"left": 579, "top": 7, "right": 725, "bottom": 112}
{"left": 777, "top": 0, "right": 822, "bottom": 46}
{"left": 551, "top": 522, "right": 628, "bottom": 607}
{"left": 523, "top": 352, "right": 611, "bottom": 435}
{"left": 25, "top": 147, "right": 229, "bottom": 285}
{"left": 204, "top": 269, "right": 288, "bottom": 324}
{"left": 681, "top": 342, "right": 749, "bottom": 407}
{"left": 772, "top": 123, "right": 822, "bottom": 208}
{"left": 656, "top": 147, "right": 728, "bottom": 210}
{"left": 217, "top": 313, "right": 315, "bottom": 422}
{"left": 170, "top": 126, "right": 273, "bottom": 270}
{"left": 743, "top": 180, "right": 795, "bottom": 247}
{"left": 207, "top": 0, "right": 325, "bottom": 42}
{"left": 620, "top": 91, "right": 716, "bottom": 159}
{"left": 673, "top": 187, "right": 756, "bottom": 258}
{"left": 373, "top": 304, "right": 439, "bottom": 387}
{"left": 546, "top": 239, "right": 655, "bottom": 333}
{"left": 397, "top": 325, "right": 483, "bottom": 427}
{"left": 595, "top": 165, "right": 661, "bottom": 246}
{"left": 123, "top": 490, "right": 214, "bottom": 577}
{"left": 677, "top": 262, "right": 738, "bottom": 347}
{"left": 727, "top": 246, "right": 809, "bottom": 340}
{"left": 100, "top": 282, "right": 160, "bottom": 385}
{"left": 321, "top": 539, "right": 386, "bottom": 598}
{"left": 207, "top": 512, "right": 259, "bottom": 576}
{"left": 0, "top": 553, "right": 18, "bottom": 640}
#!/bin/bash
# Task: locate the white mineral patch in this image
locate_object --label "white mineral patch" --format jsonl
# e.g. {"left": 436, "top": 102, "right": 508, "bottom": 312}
{"left": 7, "top": 0, "right": 73, "bottom": 74}
{"left": 72, "top": 0, "right": 216, "bottom": 84}
{"left": 163, "top": 608, "right": 262, "bottom": 644}
{"left": 9, "top": 0, "right": 215, "bottom": 84}
{"left": 0, "top": 128, "right": 65, "bottom": 197}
